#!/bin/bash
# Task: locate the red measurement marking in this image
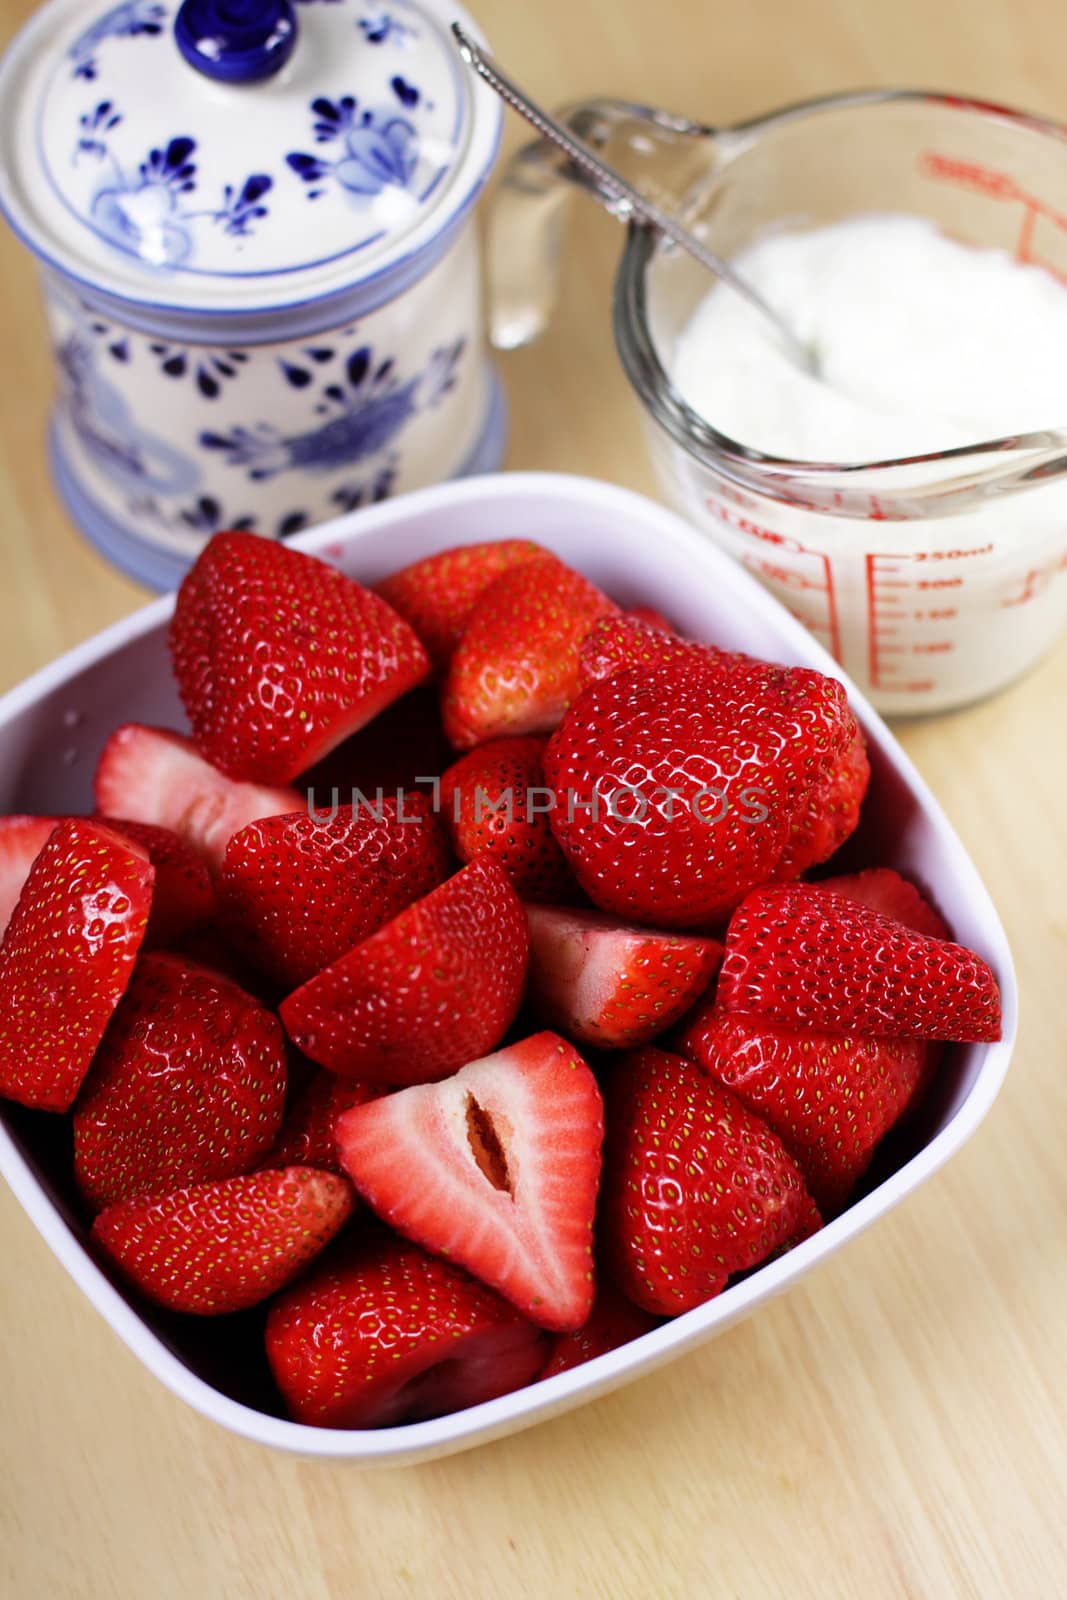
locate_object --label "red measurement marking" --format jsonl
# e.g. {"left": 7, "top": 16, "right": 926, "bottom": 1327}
{"left": 1002, "top": 551, "right": 1067, "bottom": 606}
{"left": 921, "top": 152, "right": 1067, "bottom": 283}
{"left": 707, "top": 500, "right": 843, "bottom": 660}
{"left": 865, "top": 549, "right": 989, "bottom": 689}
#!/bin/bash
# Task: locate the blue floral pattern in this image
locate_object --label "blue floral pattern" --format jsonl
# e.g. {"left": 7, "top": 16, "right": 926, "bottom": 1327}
{"left": 286, "top": 81, "right": 419, "bottom": 200}
{"left": 68, "top": 0, "right": 166, "bottom": 82}
{"left": 357, "top": 10, "right": 417, "bottom": 45}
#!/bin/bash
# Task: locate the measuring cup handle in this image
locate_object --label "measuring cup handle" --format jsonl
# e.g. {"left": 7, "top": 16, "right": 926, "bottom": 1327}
{"left": 487, "top": 96, "right": 716, "bottom": 349}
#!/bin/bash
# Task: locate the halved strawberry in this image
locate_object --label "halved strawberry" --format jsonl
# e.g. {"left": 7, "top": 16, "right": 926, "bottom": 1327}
{"left": 93, "top": 1166, "right": 353, "bottom": 1315}
{"left": 73, "top": 952, "right": 287, "bottom": 1210}
{"left": 376, "top": 539, "right": 544, "bottom": 669}
{"left": 442, "top": 555, "right": 619, "bottom": 749}
{"left": 266, "top": 1234, "right": 547, "bottom": 1428}
{"left": 539, "top": 1280, "right": 660, "bottom": 1379}
{"left": 0, "top": 816, "right": 58, "bottom": 937}
{"left": 260, "top": 1071, "right": 382, "bottom": 1174}
{"left": 99, "top": 818, "right": 215, "bottom": 947}
{"left": 169, "top": 531, "right": 430, "bottom": 784}
{"left": 219, "top": 794, "right": 451, "bottom": 988}
{"left": 718, "top": 883, "right": 1001, "bottom": 1041}
{"left": 600, "top": 1047, "right": 821, "bottom": 1315}
{"left": 281, "top": 858, "right": 528, "bottom": 1083}
{"left": 678, "top": 1002, "right": 928, "bottom": 1213}
{"left": 94, "top": 725, "right": 299, "bottom": 871}
{"left": 439, "top": 737, "right": 574, "bottom": 902}
{"left": 818, "top": 866, "right": 951, "bottom": 940}
{"left": 524, "top": 903, "right": 722, "bottom": 1048}
{"left": 0, "top": 819, "right": 153, "bottom": 1112}
{"left": 774, "top": 722, "right": 871, "bottom": 879}
{"left": 337, "top": 1032, "right": 604, "bottom": 1330}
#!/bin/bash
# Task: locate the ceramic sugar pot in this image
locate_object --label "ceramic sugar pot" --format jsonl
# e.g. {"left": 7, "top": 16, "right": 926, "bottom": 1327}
{"left": 0, "top": 0, "right": 503, "bottom": 587}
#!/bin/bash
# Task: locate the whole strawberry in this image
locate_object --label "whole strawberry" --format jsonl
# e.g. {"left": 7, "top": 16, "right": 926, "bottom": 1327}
{"left": 260, "top": 1071, "right": 382, "bottom": 1175}
{"left": 376, "top": 539, "right": 544, "bottom": 669}
{"left": 439, "top": 736, "right": 574, "bottom": 902}
{"left": 73, "top": 952, "right": 287, "bottom": 1210}
{"left": 544, "top": 661, "right": 850, "bottom": 928}
{"left": 281, "top": 858, "right": 529, "bottom": 1082}
{"left": 678, "top": 1003, "right": 928, "bottom": 1213}
{"left": 442, "top": 554, "right": 618, "bottom": 748}
{"left": 98, "top": 817, "right": 216, "bottom": 947}
{"left": 0, "top": 819, "right": 153, "bottom": 1112}
{"left": 818, "top": 866, "right": 951, "bottom": 940}
{"left": 600, "top": 1047, "right": 820, "bottom": 1315}
{"left": 93, "top": 1166, "right": 353, "bottom": 1315}
{"left": 577, "top": 612, "right": 745, "bottom": 690}
{"left": 773, "top": 722, "right": 871, "bottom": 879}
{"left": 539, "top": 1280, "right": 660, "bottom": 1379}
{"left": 718, "top": 883, "right": 1001, "bottom": 1041}
{"left": 266, "top": 1233, "right": 547, "bottom": 1428}
{"left": 219, "top": 794, "right": 451, "bottom": 988}
{"left": 169, "top": 531, "right": 430, "bottom": 784}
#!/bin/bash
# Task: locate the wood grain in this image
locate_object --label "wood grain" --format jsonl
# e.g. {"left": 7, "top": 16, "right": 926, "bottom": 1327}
{"left": 2, "top": 0, "right": 1067, "bottom": 1594}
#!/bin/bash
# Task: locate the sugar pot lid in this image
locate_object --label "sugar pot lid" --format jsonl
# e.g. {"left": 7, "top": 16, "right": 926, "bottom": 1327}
{"left": 0, "top": 0, "right": 501, "bottom": 320}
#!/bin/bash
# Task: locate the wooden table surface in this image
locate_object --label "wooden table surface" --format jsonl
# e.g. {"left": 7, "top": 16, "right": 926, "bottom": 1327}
{"left": 2, "top": 0, "right": 1066, "bottom": 1594}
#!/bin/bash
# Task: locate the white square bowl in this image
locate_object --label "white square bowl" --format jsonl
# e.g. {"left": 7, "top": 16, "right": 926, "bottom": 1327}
{"left": 0, "top": 472, "right": 1016, "bottom": 1466}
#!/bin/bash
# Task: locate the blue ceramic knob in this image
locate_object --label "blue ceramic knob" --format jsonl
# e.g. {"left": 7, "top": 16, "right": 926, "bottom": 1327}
{"left": 175, "top": 0, "right": 298, "bottom": 84}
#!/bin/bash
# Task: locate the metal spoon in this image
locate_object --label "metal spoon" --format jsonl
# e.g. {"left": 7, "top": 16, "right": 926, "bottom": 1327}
{"left": 451, "top": 24, "right": 819, "bottom": 376}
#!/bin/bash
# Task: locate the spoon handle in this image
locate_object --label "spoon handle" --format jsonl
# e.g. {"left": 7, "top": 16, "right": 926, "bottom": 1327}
{"left": 451, "top": 24, "right": 814, "bottom": 371}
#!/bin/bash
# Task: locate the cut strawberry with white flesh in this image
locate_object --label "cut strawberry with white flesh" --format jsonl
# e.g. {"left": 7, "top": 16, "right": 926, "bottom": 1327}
{"left": 0, "top": 816, "right": 58, "bottom": 937}
{"left": 94, "top": 725, "right": 299, "bottom": 872}
{"left": 337, "top": 1032, "right": 604, "bottom": 1331}
{"left": 266, "top": 1234, "right": 548, "bottom": 1429}
{"left": 0, "top": 819, "right": 153, "bottom": 1111}
{"left": 524, "top": 903, "right": 723, "bottom": 1049}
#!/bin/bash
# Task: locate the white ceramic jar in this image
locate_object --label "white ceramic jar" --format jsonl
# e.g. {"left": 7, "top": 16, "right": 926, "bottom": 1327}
{"left": 0, "top": 0, "right": 504, "bottom": 587}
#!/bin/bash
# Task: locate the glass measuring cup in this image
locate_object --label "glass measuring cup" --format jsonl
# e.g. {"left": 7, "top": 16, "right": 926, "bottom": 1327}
{"left": 490, "top": 90, "right": 1067, "bottom": 713}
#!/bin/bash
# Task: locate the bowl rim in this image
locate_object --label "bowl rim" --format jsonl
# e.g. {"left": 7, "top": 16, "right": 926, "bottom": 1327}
{"left": 0, "top": 470, "right": 1018, "bottom": 1465}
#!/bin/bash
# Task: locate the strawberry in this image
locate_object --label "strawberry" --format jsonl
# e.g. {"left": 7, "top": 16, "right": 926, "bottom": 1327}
{"left": 524, "top": 903, "right": 722, "bottom": 1049}
{"left": 336, "top": 1032, "right": 604, "bottom": 1330}
{"left": 266, "top": 1234, "right": 547, "bottom": 1428}
{"left": 376, "top": 539, "right": 544, "bottom": 669}
{"left": 774, "top": 722, "right": 870, "bottom": 879}
{"left": 439, "top": 737, "right": 574, "bottom": 902}
{"left": 718, "top": 883, "right": 1001, "bottom": 1041}
{"left": 544, "top": 660, "right": 852, "bottom": 928}
{"left": 818, "top": 866, "right": 951, "bottom": 940}
{"left": 301, "top": 686, "right": 454, "bottom": 800}
{"left": 92, "top": 1166, "right": 353, "bottom": 1315}
{"left": 0, "top": 820, "right": 153, "bottom": 1112}
{"left": 219, "top": 794, "right": 451, "bottom": 988}
{"left": 261, "top": 1071, "right": 381, "bottom": 1174}
{"left": 677, "top": 1002, "right": 928, "bottom": 1213}
{"left": 98, "top": 818, "right": 216, "bottom": 947}
{"left": 577, "top": 612, "right": 744, "bottom": 692}
{"left": 600, "top": 1047, "right": 821, "bottom": 1315}
{"left": 281, "top": 858, "right": 528, "bottom": 1083}
{"left": 0, "top": 816, "right": 58, "bottom": 937}
{"left": 95, "top": 724, "right": 299, "bottom": 871}
{"left": 73, "top": 952, "right": 287, "bottom": 1210}
{"left": 539, "top": 1280, "right": 660, "bottom": 1379}
{"left": 627, "top": 606, "right": 675, "bottom": 634}
{"left": 442, "top": 555, "right": 619, "bottom": 749}
{"left": 169, "top": 531, "right": 430, "bottom": 784}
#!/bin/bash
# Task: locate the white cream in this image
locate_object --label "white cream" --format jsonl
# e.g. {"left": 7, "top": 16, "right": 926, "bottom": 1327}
{"left": 672, "top": 214, "right": 1067, "bottom": 462}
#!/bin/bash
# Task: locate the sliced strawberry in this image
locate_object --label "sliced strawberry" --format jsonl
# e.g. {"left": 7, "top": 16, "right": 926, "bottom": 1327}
{"left": 544, "top": 660, "right": 852, "bottom": 928}
{"left": 92, "top": 1166, "right": 353, "bottom": 1316}
{"left": 99, "top": 817, "right": 215, "bottom": 947}
{"left": 169, "top": 531, "right": 430, "bottom": 784}
{"left": 539, "top": 1280, "right": 660, "bottom": 1379}
{"left": 261, "top": 1071, "right": 382, "bottom": 1174}
{"left": 442, "top": 555, "right": 619, "bottom": 749}
{"left": 524, "top": 903, "right": 722, "bottom": 1049}
{"left": 600, "top": 1047, "right": 821, "bottom": 1315}
{"left": 336, "top": 1032, "right": 604, "bottom": 1330}
{"left": 774, "top": 722, "right": 871, "bottom": 879}
{"left": 818, "top": 866, "right": 951, "bottom": 940}
{"left": 94, "top": 725, "right": 299, "bottom": 871}
{"left": 0, "top": 816, "right": 58, "bottom": 937}
{"left": 439, "top": 737, "right": 574, "bottom": 902}
{"left": 678, "top": 1002, "right": 928, "bottom": 1213}
{"left": 281, "top": 858, "right": 528, "bottom": 1083}
{"left": 219, "top": 794, "right": 451, "bottom": 988}
{"left": 73, "top": 952, "right": 287, "bottom": 1210}
{"left": 0, "top": 819, "right": 153, "bottom": 1112}
{"left": 266, "top": 1234, "right": 547, "bottom": 1428}
{"left": 718, "top": 883, "right": 1001, "bottom": 1041}
{"left": 376, "top": 539, "right": 545, "bottom": 669}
